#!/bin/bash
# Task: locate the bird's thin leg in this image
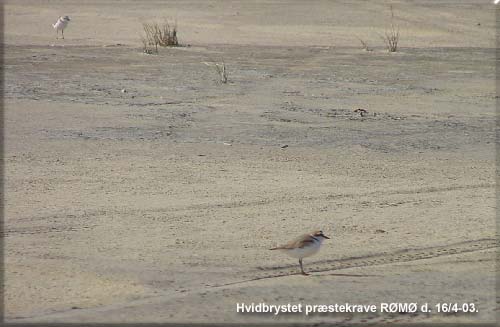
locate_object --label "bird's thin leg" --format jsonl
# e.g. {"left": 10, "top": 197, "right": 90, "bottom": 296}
{"left": 62, "top": 29, "right": 64, "bottom": 39}
{"left": 299, "top": 259, "right": 309, "bottom": 276}
{"left": 56, "top": 30, "right": 59, "bottom": 39}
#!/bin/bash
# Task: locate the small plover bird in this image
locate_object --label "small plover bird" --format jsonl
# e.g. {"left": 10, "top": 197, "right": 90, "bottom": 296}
{"left": 270, "top": 230, "right": 330, "bottom": 275}
{"left": 52, "top": 16, "right": 71, "bottom": 39}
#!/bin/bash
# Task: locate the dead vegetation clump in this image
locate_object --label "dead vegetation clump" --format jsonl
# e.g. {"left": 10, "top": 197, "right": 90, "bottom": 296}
{"left": 141, "top": 20, "right": 178, "bottom": 54}
{"left": 140, "top": 35, "right": 155, "bottom": 54}
{"left": 356, "top": 37, "right": 373, "bottom": 52}
{"left": 203, "top": 58, "right": 229, "bottom": 84}
{"left": 214, "top": 60, "right": 228, "bottom": 84}
{"left": 382, "top": 5, "right": 399, "bottom": 52}
{"left": 354, "top": 5, "right": 399, "bottom": 53}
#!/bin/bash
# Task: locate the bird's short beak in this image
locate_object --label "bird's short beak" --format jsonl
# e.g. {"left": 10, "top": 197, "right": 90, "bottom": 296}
{"left": 323, "top": 235, "right": 330, "bottom": 239}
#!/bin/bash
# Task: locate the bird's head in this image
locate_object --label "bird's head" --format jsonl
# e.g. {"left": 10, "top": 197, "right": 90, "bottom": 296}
{"left": 311, "top": 230, "right": 330, "bottom": 240}
{"left": 63, "top": 16, "right": 71, "bottom": 22}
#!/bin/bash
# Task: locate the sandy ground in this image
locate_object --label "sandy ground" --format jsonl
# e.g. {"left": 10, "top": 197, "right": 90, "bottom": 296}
{"left": 3, "top": 0, "right": 498, "bottom": 324}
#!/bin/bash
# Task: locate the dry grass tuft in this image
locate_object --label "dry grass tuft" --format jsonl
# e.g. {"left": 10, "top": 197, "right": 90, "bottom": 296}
{"left": 141, "top": 20, "right": 178, "bottom": 54}
{"left": 382, "top": 5, "right": 399, "bottom": 52}
{"left": 203, "top": 58, "right": 228, "bottom": 84}
{"left": 140, "top": 35, "right": 154, "bottom": 54}
{"left": 214, "top": 60, "right": 228, "bottom": 84}
{"left": 356, "top": 37, "right": 373, "bottom": 52}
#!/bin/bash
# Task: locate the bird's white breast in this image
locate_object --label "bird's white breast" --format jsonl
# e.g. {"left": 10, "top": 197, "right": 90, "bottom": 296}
{"left": 53, "top": 19, "right": 68, "bottom": 30}
{"left": 282, "top": 239, "right": 322, "bottom": 259}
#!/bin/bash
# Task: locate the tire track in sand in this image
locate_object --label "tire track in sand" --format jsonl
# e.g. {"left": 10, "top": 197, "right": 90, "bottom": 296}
{"left": 9, "top": 238, "right": 496, "bottom": 322}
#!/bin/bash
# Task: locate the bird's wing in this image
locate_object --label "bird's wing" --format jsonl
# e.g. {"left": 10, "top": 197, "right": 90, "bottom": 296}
{"left": 270, "top": 234, "right": 314, "bottom": 250}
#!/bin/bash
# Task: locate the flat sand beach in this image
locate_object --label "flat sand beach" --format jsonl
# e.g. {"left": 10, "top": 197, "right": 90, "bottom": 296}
{"left": 3, "top": 0, "right": 497, "bottom": 324}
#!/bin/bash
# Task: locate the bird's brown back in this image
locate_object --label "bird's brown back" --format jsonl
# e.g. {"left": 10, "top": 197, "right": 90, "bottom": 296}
{"left": 269, "top": 233, "right": 315, "bottom": 250}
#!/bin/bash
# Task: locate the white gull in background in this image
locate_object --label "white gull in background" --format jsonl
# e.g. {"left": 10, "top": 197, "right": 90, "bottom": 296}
{"left": 52, "top": 16, "right": 71, "bottom": 39}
